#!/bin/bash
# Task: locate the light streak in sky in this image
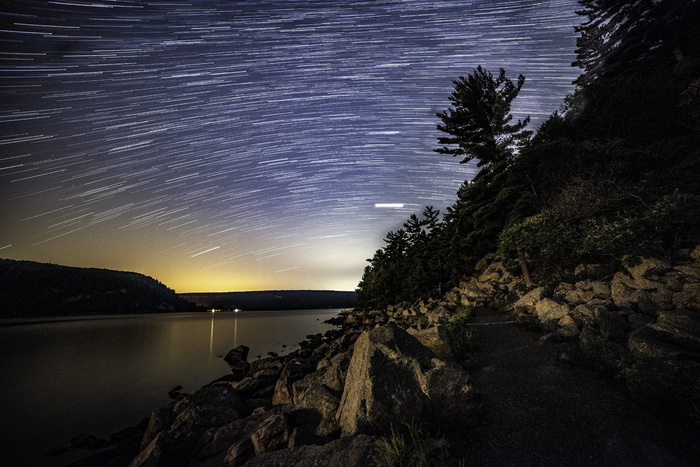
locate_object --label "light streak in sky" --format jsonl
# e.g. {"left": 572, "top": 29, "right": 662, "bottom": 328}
{"left": 191, "top": 246, "right": 220, "bottom": 257}
{"left": 0, "top": 0, "right": 582, "bottom": 292}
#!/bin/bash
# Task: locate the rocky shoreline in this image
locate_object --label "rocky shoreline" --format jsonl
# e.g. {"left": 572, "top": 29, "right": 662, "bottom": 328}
{"left": 65, "top": 247, "right": 700, "bottom": 466}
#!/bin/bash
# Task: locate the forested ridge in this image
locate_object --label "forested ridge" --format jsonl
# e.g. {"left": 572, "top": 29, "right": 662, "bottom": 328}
{"left": 0, "top": 259, "right": 200, "bottom": 318}
{"left": 357, "top": 0, "right": 700, "bottom": 309}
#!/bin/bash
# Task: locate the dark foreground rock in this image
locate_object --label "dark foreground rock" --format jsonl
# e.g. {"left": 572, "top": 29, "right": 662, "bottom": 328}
{"left": 338, "top": 323, "right": 477, "bottom": 436}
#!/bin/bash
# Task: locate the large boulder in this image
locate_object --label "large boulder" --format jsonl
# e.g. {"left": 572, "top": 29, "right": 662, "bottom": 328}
{"left": 534, "top": 298, "right": 570, "bottom": 325}
{"left": 224, "top": 345, "right": 250, "bottom": 365}
{"left": 337, "top": 323, "right": 477, "bottom": 436}
{"left": 133, "top": 382, "right": 250, "bottom": 466}
{"left": 513, "top": 287, "right": 548, "bottom": 315}
{"left": 628, "top": 309, "right": 700, "bottom": 360}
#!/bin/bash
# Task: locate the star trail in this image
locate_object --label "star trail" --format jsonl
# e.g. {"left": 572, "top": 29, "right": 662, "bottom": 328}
{"left": 0, "top": 0, "right": 581, "bottom": 292}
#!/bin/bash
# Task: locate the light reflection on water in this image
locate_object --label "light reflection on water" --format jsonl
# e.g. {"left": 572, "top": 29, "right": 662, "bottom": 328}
{"left": 0, "top": 309, "right": 342, "bottom": 465}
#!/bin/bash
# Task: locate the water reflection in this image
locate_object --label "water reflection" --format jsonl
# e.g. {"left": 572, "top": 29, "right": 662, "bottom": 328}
{"left": 0, "top": 309, "right": 341, "bottom": 466}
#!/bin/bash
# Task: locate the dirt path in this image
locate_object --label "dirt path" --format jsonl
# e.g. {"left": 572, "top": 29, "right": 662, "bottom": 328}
{"left": 454, "top": 308, "right": 699, "bottom": 466}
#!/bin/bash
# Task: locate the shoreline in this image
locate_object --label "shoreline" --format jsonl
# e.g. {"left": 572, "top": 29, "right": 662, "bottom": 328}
{"left": 60, "top": 251, "right": 700, "bottom": 465}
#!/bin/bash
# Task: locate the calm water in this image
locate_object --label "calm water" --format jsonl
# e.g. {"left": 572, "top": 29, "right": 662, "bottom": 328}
{"left": 0, "top": 309, "right": 342, "bottom": 465}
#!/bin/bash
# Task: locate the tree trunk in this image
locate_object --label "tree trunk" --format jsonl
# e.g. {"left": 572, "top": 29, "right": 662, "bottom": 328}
{"left": 517, "top": 248, "right": 533, "bottom": 287}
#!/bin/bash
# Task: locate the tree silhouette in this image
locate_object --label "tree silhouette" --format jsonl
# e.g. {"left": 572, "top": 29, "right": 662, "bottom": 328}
{"left": 435, "top": 66, "right": 531, "bottom": 168}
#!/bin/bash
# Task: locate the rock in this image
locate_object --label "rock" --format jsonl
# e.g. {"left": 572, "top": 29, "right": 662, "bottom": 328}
{"left": 131, "top": 431, "right": 184, "bottom": 467}
{"left": 135, "top": 383, "right": 250, "bottom": 466}
{"left": 474, "top": 254, "right": 493, "bottom": 271}
{"left": 691, "top": 244, "right": 700, "bottom": 261}
{"left": 225, "top": 345, "right": 250, "bottom": 365}
{"left": 337, "top": 323, "right": 477, "bottom": 436}
{"left": 556, "top": 314, "right": 573, "bottom": 326}
{"left": 240, "top": 434, "right": 376, "bottom": 467}
{"left": 291, "top": 370, "right": 342, "bottom": 438}
{"left": 642, "top": 309, "right": 700, "bottom": 353}
{"left": 513, "top": 287, "right": 548, "bottom": 315}
{"left": 597, "top": 309, "right": 629, "bottom": 341}
{"left": 71, "top": 433, "right": 110, "bottom": 450}
{"left": 627, "top": 326, "right": 690, "bottom": 361}
{"left": 534, "top": 298, "right": 570, "bottom": 325}
{"left": 272, "top": 359, "right": 315, "bottom": 406}
{"left": 570, "top": 303, "right": 608, "bottom": 327}
{"left": 590, "top": 281, "right": 612, "bottom": 299}
{"left": 407, "top": 325, "right": 446, "bottom": 351}
{"left": 230, "top": 360, "right": 251, "bottom": 380}
{"left": 232, "top": 358, "right": 283, "bottom": 398}
{"left": 196, "top": 406, "right": 289, "bottom": 465}
{"left": 611, "top": 272, "right": 635, "bottom": 308}
{"left": 675, "top": 264, "right": 700, "bottom": 281}
{"left": 288, "top": 351, "right": 350, "bottom": 442}
{"left": 249, "top": 410, "right": 291, "bottom": 455}
{"left": 627, "top": 313, "right": 653, "bottom": 329}
{"left": 650, "top": 287, "right": 675, "bottom": 310}
{"left": 557, "top": 324, "right": 580, "bottom": 339}
{"left": 690, "top": 244, "right": 700, "bottom": 263}
{"left": 625, "top": 257, "right": 671, "bottom": 282}
{"left": 574, "top": 263, "right": 613, "bottom": 279}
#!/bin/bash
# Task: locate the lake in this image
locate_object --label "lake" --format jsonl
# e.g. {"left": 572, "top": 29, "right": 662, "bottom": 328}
{"left": 0, "top": 309, "right": 343, "bottom": 466}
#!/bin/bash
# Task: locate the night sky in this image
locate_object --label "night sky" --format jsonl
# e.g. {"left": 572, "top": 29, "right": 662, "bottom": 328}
{"left": 1, "top": 0, "right": 581, "bottom": 293}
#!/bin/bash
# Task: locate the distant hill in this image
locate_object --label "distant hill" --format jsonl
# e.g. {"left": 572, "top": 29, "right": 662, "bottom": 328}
{"left": 0, "top": 259, "right": 200, "bottom": 319}
{"left": 180, "top": 290, "right": 358, "bottom": 311}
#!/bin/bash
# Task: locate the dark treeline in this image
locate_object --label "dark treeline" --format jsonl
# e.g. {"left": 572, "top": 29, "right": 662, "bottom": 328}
{"left": 0, "top": 259, "right": 200, "bottom": 318}
{"left": 357, "top": 0, "right": 700, "bottom": 309}
{"left": 180, "top": 290, "right": 358, "bottom": 311}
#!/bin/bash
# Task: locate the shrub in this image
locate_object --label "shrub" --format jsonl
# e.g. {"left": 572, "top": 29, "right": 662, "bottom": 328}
{"left": 444, "top": 306, "right": 477, "bottom": 358}
{"left": 371, "top": 420, "right": 448, "bottom": 467}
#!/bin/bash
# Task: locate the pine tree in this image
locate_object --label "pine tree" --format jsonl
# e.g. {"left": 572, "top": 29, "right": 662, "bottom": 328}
{"left": 435, "top": 66, "right": 531, "bottom": 168}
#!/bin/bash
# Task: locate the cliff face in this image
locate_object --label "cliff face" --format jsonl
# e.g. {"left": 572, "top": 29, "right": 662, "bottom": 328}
{"left": 0, "top": 259, "right": 200, "bottom": 318}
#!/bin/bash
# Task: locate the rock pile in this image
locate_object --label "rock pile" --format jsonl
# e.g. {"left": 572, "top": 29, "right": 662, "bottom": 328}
{"left": 72, "top": 247, "right": 700, "bottom": 466}
{"left": 120, "top": 317, "right": 478, "bottom": 466}
{"left": 512, "top": 247, "right": 700, "bottom": 414}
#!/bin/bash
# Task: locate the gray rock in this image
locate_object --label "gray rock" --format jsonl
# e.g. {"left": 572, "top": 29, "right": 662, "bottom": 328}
{"left": 628, "top": 326, "right": 690, "bottom": 361}
{"left": 571, "top": 303, "right": 608, "bottom": 327}
{"left": 645, "top": 309, "right": 700, "bottom": 353}
{"left": 691, "top": 244, "right": 700, "bottom": 261}
{"left": 625, "top": 257, "right": 671, "bottom": 281}
{"left": 224, "top": 345, "right": 250, "bottom": 365}
{"left": 534, "top": 298, "right": 570, "bottom": 325}
{"left": 513, "top": 287, "right": 548, "bottom": 315}
{"left": 291, "top": 370, "right": 342, "bottom": 438}
{"left": 232, "top": 358, "right": 283, "bottom": 398}
{"left": 195, "top": 406, "right": 289, "bottom": 465}
{"left": 134, "top": 383, "right": 250, "bottom": 466}
{"left": 241, "top": 434, "right": 376, "bottom": 467}
{"left": 249, "top": 410, "right": 291, "bottom": 455}
{"left": 590, "top": 281, "right": 612, "bottom": 299}
{"left": 337, "top": 323, "right": 477, "bottom": 436}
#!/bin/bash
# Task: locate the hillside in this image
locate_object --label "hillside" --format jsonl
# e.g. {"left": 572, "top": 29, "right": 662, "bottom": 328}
{"left": 357, "top": 0, "right": 700, "bottom": 309}
{"left": 0, "top": 259, "right": 200, "bottom": 318}
{"left": 180, "top": 290, "right": 358, "bottom": 311}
